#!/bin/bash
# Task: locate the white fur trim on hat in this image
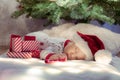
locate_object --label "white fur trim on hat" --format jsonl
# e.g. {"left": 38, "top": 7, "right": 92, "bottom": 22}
{"left": 94, "top": 50, "right": 112, "bottom": 64}
{"left": 72, "top": 33, "right": 93, "bottom": 60}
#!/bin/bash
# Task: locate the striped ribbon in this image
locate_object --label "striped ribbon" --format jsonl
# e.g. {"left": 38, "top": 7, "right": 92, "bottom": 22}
{"left": 7, "top": 52, "right": 32, "bottom": 58}
{"left": 12, "top": 37, "right": 22, "bottom": 52}
{"left": 22, "top": 41, "right": 39, "bottom": 52}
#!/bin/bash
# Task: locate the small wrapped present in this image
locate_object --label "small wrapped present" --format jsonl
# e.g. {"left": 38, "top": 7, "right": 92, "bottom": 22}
{"left": 8, "top": 34, "right": 41, "bottom": 59}
{"left": 7, "top": 52, "right": 33, "bottom": 58}
{"left": 22, "top": 35, "right": 40, "bottom": 51}
{"left": 32, "top": 50, "right": 40, "bottom": 58}
{"left": 24, "top": 36, "right": 36, "bottom": 40}
{"left": 10, "top": 34, "right": 22, "bottom": 52}
{"left": 12, "top": 37, "right": 22, "bottom": 52}
{"left": 22, "top": 41, "right": 40, "bottom": 52}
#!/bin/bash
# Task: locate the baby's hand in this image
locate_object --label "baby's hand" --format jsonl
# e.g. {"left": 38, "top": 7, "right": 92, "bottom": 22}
{"left": 49, "top": 53, "right": 67, "bottom": 60}
{"left": 45, "top": 53, "right": 67, "bottom": 63}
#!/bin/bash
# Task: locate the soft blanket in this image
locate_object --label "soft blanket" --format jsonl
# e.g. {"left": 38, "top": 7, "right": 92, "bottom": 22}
{"left": 0, "top": 53, "right": 120, "bottom": 80}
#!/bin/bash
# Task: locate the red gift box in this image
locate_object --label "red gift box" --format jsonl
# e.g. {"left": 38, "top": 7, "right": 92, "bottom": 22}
{"left": 22, "top": 41, "right": 40, "bottom": 52}
{"left": 12, "top": 37, "right": 22, "bottom": 52}
{"left": 32, "top": 50, "right": 40, "bottom": 58}
{"left": 7, "top": 52, "right": 33, "bottom": 58}
{"left": 8, "top": 34, "right": 41, "bottom": 59}
{"left": 10, "top": 34, "right": 22, "bottom": 52}
{"left": 24, "top": 36, "right": 36, "bottom": 40}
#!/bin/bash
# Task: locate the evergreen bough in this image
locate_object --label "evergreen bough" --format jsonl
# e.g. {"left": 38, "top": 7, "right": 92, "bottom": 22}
{"left": 12, "top": 0, "right": 120, "bottom": 24}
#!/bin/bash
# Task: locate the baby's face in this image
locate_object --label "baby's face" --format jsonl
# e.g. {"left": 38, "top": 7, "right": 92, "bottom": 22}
{"left": 64, "top": 41, "right": 86, "bottom": 60}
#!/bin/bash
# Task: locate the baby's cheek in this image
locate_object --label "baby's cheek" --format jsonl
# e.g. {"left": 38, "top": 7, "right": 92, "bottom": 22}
{"left": 64, "top": 46, "right": 70, "bottom": 52}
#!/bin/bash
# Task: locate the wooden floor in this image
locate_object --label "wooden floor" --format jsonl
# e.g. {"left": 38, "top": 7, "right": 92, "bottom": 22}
{"left": 0, "top": 46, "right": 8, "bottom": 55}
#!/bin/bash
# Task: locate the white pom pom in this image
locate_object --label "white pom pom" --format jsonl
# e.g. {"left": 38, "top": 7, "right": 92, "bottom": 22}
{"left": 94, "top": 50, "right": 112, "bottom": 64}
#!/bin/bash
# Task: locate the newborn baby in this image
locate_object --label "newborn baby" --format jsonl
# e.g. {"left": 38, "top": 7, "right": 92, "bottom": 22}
{"left": 27, "top": 31, "right": 105, "bottom": 63}
{"left": 28, "top": 31, "right": 86, "bottom": 61}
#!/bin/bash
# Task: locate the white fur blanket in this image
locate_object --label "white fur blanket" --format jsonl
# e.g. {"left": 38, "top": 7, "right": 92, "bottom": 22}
{"left": 0, "top": 53, "right": 120, "bottom": 80}
{"left": 0, "top": 23, "right": 120, "bottom": 80}
{"left": 39, "top": 23, "right": 120, "bottom": 56}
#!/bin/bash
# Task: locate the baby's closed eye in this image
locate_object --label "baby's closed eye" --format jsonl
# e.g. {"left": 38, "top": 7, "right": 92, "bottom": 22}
{"left": 75, "top": 47, "right": 79, "bottom": 53}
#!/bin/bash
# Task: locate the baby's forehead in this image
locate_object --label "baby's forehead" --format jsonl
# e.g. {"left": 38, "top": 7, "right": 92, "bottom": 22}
{"left": 69, "top": 42, "right": 79, "bottom": 48}
{"left": 69, "top": 40, "right": 75, "bottom": 43}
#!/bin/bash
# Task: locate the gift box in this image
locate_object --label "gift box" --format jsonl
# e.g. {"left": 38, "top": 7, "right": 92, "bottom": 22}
{"left": 24, "top": 36, "right": 36, "bottom": 40}
{"left": 8, "top": 34, "right": 41, "bottom": 59}
{"left": 10, "top": 34, "right": 22, "bottom": 52}
{"left": 22, "top": 41, "right": 40, "bottom": 52}
{"left": 12, "top": 37, "right": 22, "bottom": 52}
{"left": 32, "top": 50, "right": 40, "bottom": 58}
{"left": 7, "top": 52, "right": 33, "bottom": 58}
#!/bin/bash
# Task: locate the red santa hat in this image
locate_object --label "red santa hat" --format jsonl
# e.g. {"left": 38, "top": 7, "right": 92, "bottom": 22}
{"left": 72, "top": 31, "right": 105, "bottom": 60}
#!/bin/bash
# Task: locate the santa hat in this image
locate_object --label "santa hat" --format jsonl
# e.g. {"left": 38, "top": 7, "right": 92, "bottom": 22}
{"left": 72, "top": 31, "right": 105, "bottom": 60}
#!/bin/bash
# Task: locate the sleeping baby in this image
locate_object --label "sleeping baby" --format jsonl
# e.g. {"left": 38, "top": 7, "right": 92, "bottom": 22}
{"left": 27, "top": 31, "right": 109, "bottom": 63}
